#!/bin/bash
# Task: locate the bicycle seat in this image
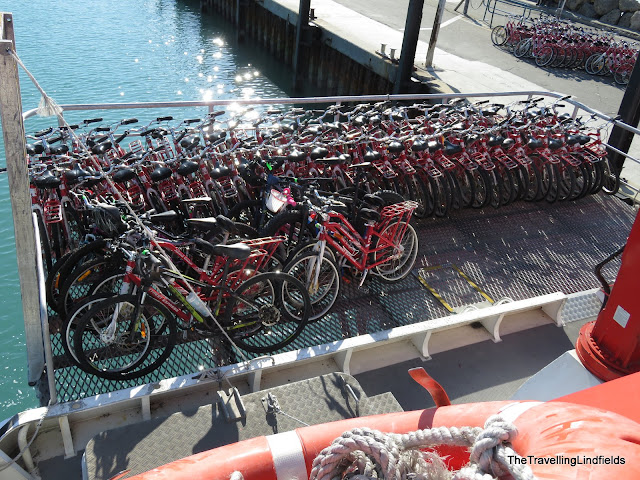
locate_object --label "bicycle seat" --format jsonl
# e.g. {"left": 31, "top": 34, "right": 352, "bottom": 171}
{"left": 487, "top": 136, "right": 504, "bottom": 147}
{"left": 64, "top": 166, "right": 93, "bottom": 186}
{"left": 112, "top": 167, "right": 137, "bottom": 183}
{"left": 526, "top": 138, "right": 544, "bottom": 149}
{"left": 502, "top": 138, "right": 515, "bottom": 148}
{"left": 314, "top": 156, "right": 342, "bottom": 165}
{"left": 363, "top": 193, "right": 385, "bottom": 207}
{"left": 348, "top": 161, "right": 372, "bottom": 169}
{"left": 33, "top": 170, "right": 61, "bottom": 189}
{"left": 181, "top": 196, "right": 213, "bottom": 205}
{"left": 210, "top": 166, "right": 232, "bottom": 179}
{"left": 150, "top": 166, "right": 173, "bottom": 182}
{"left": 186, "top": 217, "right": 218, "bottom": 232}
{"left": 443, "top": 142, "right": 462, "bottom": 155}
{"left": 358, "top": 207, "right": 381, "bottom": 223}
{"left": 194, "top": 240, "right": 251, "bottom": 260}
{"left": 149, "top": 210, "right": 180, "bottom": 223}
{"left": 363, "top": 150, "right": 381, "bottom": 161}
{"left": 287, "top": 150, "right": 306, "bottom": 163}
{"left": 204, "top": 131, "right": 226, "bottom": 143}
{"left": 177, "top": 160, "right": 199, "bottom": 176}
{"left": 411, "top": 140, "right": 428, "bottom": 152}
{"left": 179, "top": 135, "right": 200, "bottom": 149}
{"left": 49, "top": 145, "right": 69, "bottom": 155}
{"left": 26, "top": 143, "right": 45, "bottom": 155}
{"left": 310, "top": 146, "right": 329, "bottom": 160}
{"left": 215, "top": 215, "right": 236, "bottom": 233}
{"left": 387, "top": 141, "right": 404, "bottom": 154}
{"left": 549, "top": 138, "right": 564, "bottom": 150}
{"left": 428, "top": 141, "right": 442, "bottom": 153}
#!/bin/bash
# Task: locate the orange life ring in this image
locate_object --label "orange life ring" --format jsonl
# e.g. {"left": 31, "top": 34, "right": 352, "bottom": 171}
{"left": 127, "top": 400, "right": 640, "bottom": 480}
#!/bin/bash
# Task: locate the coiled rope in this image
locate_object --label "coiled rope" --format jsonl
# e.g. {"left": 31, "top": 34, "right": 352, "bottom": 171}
{"left": 232, "top": 415, "right": 536, "bottom": 480}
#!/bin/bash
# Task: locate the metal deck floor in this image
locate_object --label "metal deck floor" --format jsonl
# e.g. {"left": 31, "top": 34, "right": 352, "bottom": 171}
{"left": 45, "top": 193, "right": 635, "bottom": 403}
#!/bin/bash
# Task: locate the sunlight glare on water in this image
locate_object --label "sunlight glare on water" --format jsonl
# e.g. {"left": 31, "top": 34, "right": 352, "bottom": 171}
{"left": 0, "top": 0, "right": 290, "bottom": 418}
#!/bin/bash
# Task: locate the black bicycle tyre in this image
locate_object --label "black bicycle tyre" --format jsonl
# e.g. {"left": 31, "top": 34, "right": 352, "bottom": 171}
{"left": 223, "top": 272, "right": 310, "bottom": 354}
{"left": 74, "top": 294, "right": 178, "bottom": 380}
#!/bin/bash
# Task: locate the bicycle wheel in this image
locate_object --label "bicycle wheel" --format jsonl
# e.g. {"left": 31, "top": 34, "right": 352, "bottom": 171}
{"left": 34, "top": 210, "right": 52, "bottom": 275}
{"left": 58, "top": 257, "right": 124, "bottom": 318}
{"left": 47, "top": 239, "right": 108, "bottom": 314}
{"left": 571, "top": 162, "right": 591, "bottom": 200}
{"left": 223, "top": 272, "right": 310, "bottom": 353}
{"left": 469, "top": 168, "right": 491, "bottom": 208}
{"left": 284, "top": 249, "right": 340, "bottom": 321}
{"left": 614, "top": 65, "right": 631, "bottom": 85}
{"left": 491, "top": 25, "right": 508, "bottom": 46}
{"left": 262, "top": 210, "right": 310, "bottom": 261}
{"left": 228, "top": 199, "right": 264, "bottom": 232}
{"left": 429, "top": 173, "right": 451, "bottom": 218}
{"left": 530, "top": 154, "right": 554, "bottom": 201}
{"left": 372, "top": 222, "right": 419, "bottom": 282}
{"left": 602, "top": 158, "right": 620, "bottom": 195}
{"left": 405, "top": 174, "right": 432, "bottom": 219}
{"left": 514, "top": 39, "right": 531, "bottom": 58}
{"left": 62, "top": 292, "right": 112, "bottom": 366}
{"left": 74, "top": 294, "right": 177, "bottom": 380}
{"left": 535, "top": 45, "right": 554, "bottom": 67}
{"left": 556, "top": 162, "right": 576, "bottom": 202}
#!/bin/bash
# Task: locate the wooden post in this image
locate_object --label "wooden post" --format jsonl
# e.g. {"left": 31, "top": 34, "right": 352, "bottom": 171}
{"left": 425, "top": 0, "right": 446, "bottom": 67}
{"left": 235, "top": 0, "right": 248, "bottom": 42}
{"left": 292, "top": 0, "right": 311, "bottom": 91}
{"left": 394, "top": 0, "right": 425, "bottom": 94}
{"left": 0, "top": 13, "right": 45, "bottom": 386}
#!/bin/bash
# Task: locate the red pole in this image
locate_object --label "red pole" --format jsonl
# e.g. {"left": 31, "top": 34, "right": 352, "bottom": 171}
{"left": 576, "top": 210, "right": 640, "bottom": 381}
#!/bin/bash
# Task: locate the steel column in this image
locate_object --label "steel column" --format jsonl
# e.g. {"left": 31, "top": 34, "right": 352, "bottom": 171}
{"left": 394, "top": 0, "right": 425, "bottom": 94}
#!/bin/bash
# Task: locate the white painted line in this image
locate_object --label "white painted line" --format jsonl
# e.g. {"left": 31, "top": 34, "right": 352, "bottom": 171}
{"left": 441, "top": 15, "right": 463, "bottom": 28}
{"left": 401, "top": 15, "right": 463, "bottom": 32}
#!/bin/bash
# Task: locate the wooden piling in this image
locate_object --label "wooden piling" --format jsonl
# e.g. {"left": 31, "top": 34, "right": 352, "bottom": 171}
{"left": 0, "top": 12, "right": 45, "bottom": 387}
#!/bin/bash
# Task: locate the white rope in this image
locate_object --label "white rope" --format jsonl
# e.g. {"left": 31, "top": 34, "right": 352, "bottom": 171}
{"left": 7, "top": 48, "right": 63, "bottom": 119}
{"left": 306, "top": 415, "right": 535, "bottom": 480}
{"left": 229, "top": 415, "right": 536, "bottom": 480}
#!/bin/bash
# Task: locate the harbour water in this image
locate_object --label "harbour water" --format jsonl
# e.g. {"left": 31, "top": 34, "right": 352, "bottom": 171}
{"left": 0, "top": 0, "right": 292, "bottom": 419}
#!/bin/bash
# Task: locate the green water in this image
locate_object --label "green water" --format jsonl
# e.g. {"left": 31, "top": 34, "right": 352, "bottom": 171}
{"left": 0, "top": 0, "right": 293, "bottom": 419}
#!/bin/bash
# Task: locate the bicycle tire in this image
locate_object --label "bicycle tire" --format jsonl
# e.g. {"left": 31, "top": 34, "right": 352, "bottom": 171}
{"left": 491, "top": 26, "right": 508, "bottom": 47}
{"left": 228, "top": 199, "right": 264, "bottom": 232}
{"left": 223, "top": 272, "right": 310, "bottom": 353}
{"left": 58, "top": 256, "right": 124, "bottom": 318}
{"left": 432, "top": 172, "right": 452, "bottom": 217}
{"left": 49, "top": 222, "right": 65, "bottom": 264}
{"left": 544, "top": 162, "right": 562, "bottom": 203}
{"left": 602, "top": 158, "right": 620, "bottom": 195}
{"left": 614, "top": 66, "right": 631, "bottom": 85}
{"left": 34, "top": 210, "right": 52, "bottom": 275}
{"left": 284, "top": 249, "right": 340, "bottom": 321}
{"left": 514, "top": 39, "right": 531, "bottom": 58}
{"left": 457, "top": 169, "right": 475, "bottom": 209}
{"left": 535, "top": 45, "right": 554, "bottom": 67}
{"left": 405, "top": 174, "right": 431, "bottom": 219}
{"left": 571, "top": 162, "right": 591, "bottom": 200}
{"left": 589, "top": 158, "right": 605, "bottom": 194}
{"left": 522, "top": 162, "right": 541, "bottom": 202}
{"left": 48, "top": 239, "right": 108, "bottom": 314}
{"left": 556, "top": 162, "right": 576, "bottom": 202}
{"left": 372, "top": 222, "right": 419, "bottom": 282}
{"left": 62, "top": 292, "right": 112, "bottom": 366}
{"left": 262, "top": 209, "right": 310, "bottom": 261}
{"left": 470, "top": 168, "right": 491, "bottom": 208}
{"left": 74, "top": 294, "right": 177, "bottom": 380}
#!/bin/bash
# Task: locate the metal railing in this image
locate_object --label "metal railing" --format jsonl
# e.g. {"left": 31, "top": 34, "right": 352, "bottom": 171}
{"left": 21, "top": 91, "right": 640, "bottom": 406}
